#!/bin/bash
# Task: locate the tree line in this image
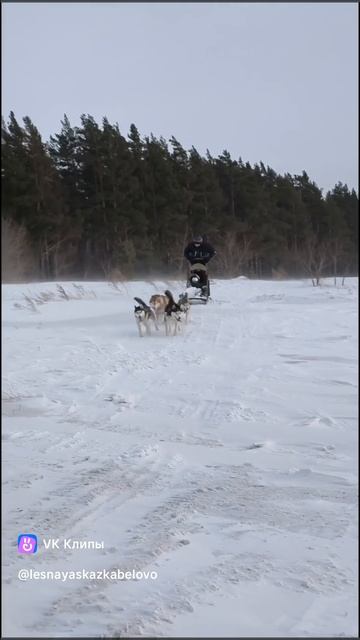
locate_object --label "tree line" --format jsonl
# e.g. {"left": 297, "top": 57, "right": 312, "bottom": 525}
{"left": 1, "top": 111, "right": 358, "bottom": 282}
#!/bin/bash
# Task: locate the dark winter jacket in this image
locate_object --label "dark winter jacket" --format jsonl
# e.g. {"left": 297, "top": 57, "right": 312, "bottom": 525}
{"left": 184, "top": 242, "right": 216, "bottom": 266}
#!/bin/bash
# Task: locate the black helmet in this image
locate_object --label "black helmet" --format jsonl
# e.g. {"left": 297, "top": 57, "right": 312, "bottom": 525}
{"left": 193, "top": 235, "right": 203, "bottom": 243}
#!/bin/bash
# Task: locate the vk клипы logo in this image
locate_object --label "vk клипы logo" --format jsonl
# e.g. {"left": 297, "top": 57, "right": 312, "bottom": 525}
{"left": 18, "top": 534, "right": 38, "bottom": 554}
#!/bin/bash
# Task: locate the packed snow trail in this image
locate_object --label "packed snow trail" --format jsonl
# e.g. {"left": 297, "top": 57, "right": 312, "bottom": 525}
{"left": 2, "top": 278, "right": 358, "bottom": 637}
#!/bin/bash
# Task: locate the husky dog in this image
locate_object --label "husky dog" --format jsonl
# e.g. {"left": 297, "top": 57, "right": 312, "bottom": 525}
{"left": 134, "top": 297, "right": 159, "bottom": 337}
{"left": 164, "top": 290, "right": 187, "bottom": 336}
{"left": 149, "top": 293, "right": 170, "bottom": 321}
{"left": 177, "top": 292, "right": 191, "bottom": 323}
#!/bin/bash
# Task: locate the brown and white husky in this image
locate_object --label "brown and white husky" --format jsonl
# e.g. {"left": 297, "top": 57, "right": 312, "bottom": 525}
{"left": 149, "top": 293, "right": 170, "bottom": 321}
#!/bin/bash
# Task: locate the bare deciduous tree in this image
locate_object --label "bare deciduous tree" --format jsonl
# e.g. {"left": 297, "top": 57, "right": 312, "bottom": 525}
{"left": 298, "top": 237, "right": 329, "bottom": 286}
{"left": 215, "top": 232, "right": 255, "bottom": 277}
{"left": 1, "top": 218, "right": 37, "bottom": 282}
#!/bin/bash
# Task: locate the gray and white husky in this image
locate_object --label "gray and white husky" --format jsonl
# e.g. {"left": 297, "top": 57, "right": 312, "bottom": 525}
{"left": 164, "top": 290, "right": 187, "bottom": 336}
{"left": 134, "top": 297, "right": 159, "bottom": 337}
{"left": 177, "top": 292, "right": 191, "bottom": 323}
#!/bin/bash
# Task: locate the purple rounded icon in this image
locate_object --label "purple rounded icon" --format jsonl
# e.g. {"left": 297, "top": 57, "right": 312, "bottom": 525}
{"left": 18, "top": 534, "right": 38, "bottom": 554}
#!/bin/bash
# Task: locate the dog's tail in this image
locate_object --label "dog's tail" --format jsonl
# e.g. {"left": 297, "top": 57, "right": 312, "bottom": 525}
{"left": 164, "top": 290, "right": 180, "bottom": 314}
{"left": 164, "top": 289, "right": 174, "bottom": 302}
{"left": 134, "top": 297, "right": 149, "bottom": 310}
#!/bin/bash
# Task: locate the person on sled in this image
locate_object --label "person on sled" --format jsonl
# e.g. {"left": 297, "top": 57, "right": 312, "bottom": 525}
{"left": 184, "top": 235, "right": 216, "bottom": 296}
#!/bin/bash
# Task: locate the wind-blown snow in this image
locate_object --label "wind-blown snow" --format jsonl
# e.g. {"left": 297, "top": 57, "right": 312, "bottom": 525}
{"left": 2, "top": 277, "right": 358, "bottom": 637}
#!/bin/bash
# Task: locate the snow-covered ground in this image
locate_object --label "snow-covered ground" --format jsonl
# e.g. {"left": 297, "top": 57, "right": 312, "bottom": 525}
{"left": 2, "top": 277, "right": 358, "bottom": 638}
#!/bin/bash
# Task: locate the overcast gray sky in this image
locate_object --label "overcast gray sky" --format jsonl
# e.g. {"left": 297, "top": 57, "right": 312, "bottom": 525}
{"left": 2, "top": 2, "right": 358, "bottom": 193}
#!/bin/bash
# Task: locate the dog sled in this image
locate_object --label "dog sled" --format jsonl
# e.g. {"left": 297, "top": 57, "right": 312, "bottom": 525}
{"left": 186, "top": 263, "right": 210, "bottom": 304}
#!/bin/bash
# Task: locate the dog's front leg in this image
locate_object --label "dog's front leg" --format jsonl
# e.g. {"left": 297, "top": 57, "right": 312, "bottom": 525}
{"left": 150, "top": 309, "right": 159, "bottom": 332}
